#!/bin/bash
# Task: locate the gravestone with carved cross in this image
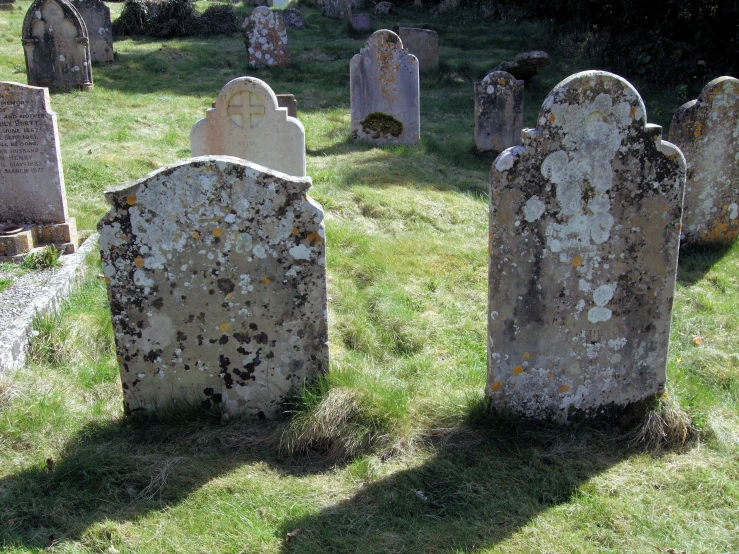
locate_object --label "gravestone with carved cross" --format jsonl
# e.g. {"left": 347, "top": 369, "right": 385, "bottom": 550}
{"left": 191, "top": 77, "right": 305, "bottom": 177}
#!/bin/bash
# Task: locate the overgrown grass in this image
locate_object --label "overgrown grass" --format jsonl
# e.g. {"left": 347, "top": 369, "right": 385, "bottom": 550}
{"left": 1, "top": 2, "right": 738, "bottom": 552}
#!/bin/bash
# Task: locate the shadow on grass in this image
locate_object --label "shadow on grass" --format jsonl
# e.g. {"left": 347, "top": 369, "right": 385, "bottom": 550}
{"left": 677, "top": 242, "right": 735, "bottom": 287}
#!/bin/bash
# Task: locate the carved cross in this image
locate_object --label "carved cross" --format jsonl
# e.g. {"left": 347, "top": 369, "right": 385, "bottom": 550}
{"left": 227, "top": 91, "right": 265, "bottom": 128}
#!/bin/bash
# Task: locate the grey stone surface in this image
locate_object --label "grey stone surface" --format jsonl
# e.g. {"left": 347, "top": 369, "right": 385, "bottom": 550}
{"left": 98, "top": 157, "right": 329, "bottom": 418}
{"left": 669, "top": 76, "right": 739, "bottom": 246}
{"left": 0, "top": 81, "right": 68, "bottom": 225}
{"left": 474, "top": 70, "right": 523, "bottom": 154}
{"left": 22, "top": 0, "right": 93, "bottom": 90}
{"left": 350, "top": 30, "right": 420, "bottom": 145}
{"left": 282, "top": 7, "right": 305, "bottom": 29}
{"left": 373, "top": 1, "right": 395, "bottom": 15}
{"left": 243, "top": 6, "right": 289, "bottom": 68}
{"left": 276, "top": 93, "right": 297, "bottom": 118}
{"left": 397, "top": 27, "right": 438, "bottom": 72}
{"left": 350, "top": 13, "right": 370, "bottom": 31}
{"left": 0, "top": 233, "right": 97, "bottom": 373}
{"left": 71, "top": 0, "right": 113, "bottom": 63}
{"left": 494, "top": 50, "right": 550, "bottom": 82}
{"left": 191, "top": 77, "right": 305, "bottom": 177}
{"left": 488, "top": 70, "right": 686, "bottom": 422}
{"left": 321, "top": 0, "right": 350, "bottom": 20}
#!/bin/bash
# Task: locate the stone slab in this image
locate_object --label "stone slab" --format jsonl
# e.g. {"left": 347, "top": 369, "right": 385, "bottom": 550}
{"left": 276, "top": 93, "right": 297, "bottom": 118}
{"left": 474, "top": 70, "right": 523, "bottom": 153}
{"left": 98, "top": 157, "right": 329, "bottom": 418}
{"left": 244, "top": 6, "right": 289, "bottom": 68}
{"left": 397, "top": 27, "right": 438, "bottom": 72}
{"left": 71, "top": 0, "right": 113, "bottom": 63}
{"left": 669, "top": 76, "right": 739, "bottom": 246}
{"left": 488, "top": 70, "right": 686, "bottom": 422}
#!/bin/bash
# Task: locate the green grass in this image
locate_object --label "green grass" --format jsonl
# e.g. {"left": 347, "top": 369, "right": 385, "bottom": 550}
{"left": 1, "top": 2, "right": 738, "bottom": 552}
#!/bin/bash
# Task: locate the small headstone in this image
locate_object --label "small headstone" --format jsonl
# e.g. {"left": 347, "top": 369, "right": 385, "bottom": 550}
{"left": 282, "top": 7, "right": 306, "bottom": 29}
{"left": 350, "top": 30, "right": 420, "bottom": 145}
{"left": 373, "top": 1, "right": 395, "bottom": 15}
{"left": 321, "top": 0, "right": 350, "bottom": 20}
{"left": 350, "top": 13, "right": 370, "bottom": 31}
{"left": 191, "top": 77, "right": 305, "bottom": 177}
{"left": 474, "top": 71, "right": 523, "bottom": 153}
{"left": 276, "top": 93, "right": 298, "bottom": 118}
{"left": 0, "top": 81, "right": 78, "bottom": 259}
{"left": 22, "top": 0, "right": 94, "bottom": 90}
{"left": 494, "top": 50, "right": 550, "bottom": 82}
{"left": 669, "top": 76, "right": 739, "bottom": 246}
{"left": 397, "top": 27, "right": 438, "bottom": 72}
{"left": 71, "top": 0, "right": 113, "bottom": 63}
{"left": 243, "top": 6, "right": 289, "bottom": 68}
{"left": 98, "top": 157, "right": 329, "bottom": 418}
{"left": 488, "top": 71, "right": 686, "bottom": 422}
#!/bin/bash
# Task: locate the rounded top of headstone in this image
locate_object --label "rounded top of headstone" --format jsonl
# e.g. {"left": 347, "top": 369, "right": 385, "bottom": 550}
{"left": 251, "top": 5, "right": 271, "bottom": 16}
{"left": 513, "top": 50, "right": 550, "bottom": 67}
{"left": 481, "top": 70, "right": 520, "bottom": 87}
{"left": 215, "top": 76, "right": 280, "bottom": 113}
{"left": 22, "top": 0, "right": 87, "bottom": 40}
{"left": 367, "top": 29, "right": 403, "bottom": 50}
{"left": 698, "top": 76, "right": 739, "bottom": 109}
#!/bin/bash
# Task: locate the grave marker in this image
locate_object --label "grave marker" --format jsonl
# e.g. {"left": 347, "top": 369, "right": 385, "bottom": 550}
{"left": 488, "top": 71, "right": 686, "bottom": 422}
{"left": 191, "top": 77, "right": 305, "bottom": 177}
{"left": 669, "top": 76, "right": 739, "bottom": 246}
{"left": 397, "top": 27, "right": 438, "bottom": 72}
{"left": 98, "top": 157, "right": 329, "bottom": 418}
{"left": 321, "top": 0, "right": 351, "bottom": 19}
{"left": 474, "top": 70, "right": 523, "bottom": 153}
{"left": 71, "top": 0, "right": 113, "bottom": 63}
{"left": 244, "top": 6, "right": 289, "bottom": 68}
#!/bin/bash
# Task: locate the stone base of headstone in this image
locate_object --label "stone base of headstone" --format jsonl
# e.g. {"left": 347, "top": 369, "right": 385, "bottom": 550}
{"left": 276, "top": 94, "right": 298, "bottom": 118}
{"left": 0, "top": 220, "right": 78, "bottom": 261}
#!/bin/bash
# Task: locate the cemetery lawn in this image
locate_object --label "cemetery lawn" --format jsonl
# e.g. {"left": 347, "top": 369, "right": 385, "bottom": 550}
{"left": 1, "top": 2, "right": 738, "bottom": 552}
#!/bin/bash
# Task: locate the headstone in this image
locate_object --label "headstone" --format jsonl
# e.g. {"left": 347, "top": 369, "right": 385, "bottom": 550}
{"left": 350, "top": 30, "right": 420, "bottom": 145}
{"left": 98, "top": 157, "right": 329, "bottom": 418}
{"left": 669, "top": 76, "right": 739, "bottom": 246}
{"left": 321, "top": 0, "right": 350, "bottom": 20}
{"left": 282, "top": 7, "right": 306, "bottom": 29}
{"left": 276, "top": 93, "right": 297, "bottom": 118}
{"left": 488, "top": 71, "right": 686, "bottom": 423}
{"left": 191, "top": 77, "right": 305, "bottom": 177}
{"left": 474, "top": 70, "right": 523, "bottom": 153}
{"left": 397, "top": 27, "right": 438, "bottom": 72}
{"left": 350, "top": 13, "right": 370, "bottom": 31}
{"left": 243, "top": 6, "right": 289, "bottom": 68}
{"left": 494, "top": 50, "right": 550, "bottom": 82}
{"left": 71, "top": 0, "right": 113, "bottom": 63}
{"left": 22, "top": 0, "right": 94, "bottom": 91}
{"left": 373, "top": 1, "right": 395, "bottom": 15}
{"left": 0, "top": 82, "right": 78, "bottom": 260}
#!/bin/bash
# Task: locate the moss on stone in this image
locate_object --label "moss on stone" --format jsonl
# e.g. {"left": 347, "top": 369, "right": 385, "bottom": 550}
{"left": 360, "top": 112, "right": 403, "bottom": 139}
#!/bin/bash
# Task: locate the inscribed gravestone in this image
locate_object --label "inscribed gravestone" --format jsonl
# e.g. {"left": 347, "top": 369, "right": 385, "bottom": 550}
{"left": 22, "top": 0, "right": 93, "bottom": 90}
{"left": 488, "top": 71, "right": 686, "bottom": 422}
{"left": 244, "top": 6, "right": 289, "bottom": 68}
{"left": 191, "top": 77, "right": 305, "bottom": 177}
{"left": 0, "top": 81, "right": 78, "bottom": 258}
{"left": 71, "top": 0, "right": 113, "bottom": 63}
{"left": 98, "top": 157, "right": 329, "bottom": 418}
{"left": 474, "top": 70, "right": 523, "bottom": 153}
{"left": 350, "top": 30, "right": 420, "bottom": 145}
{"left": 397, "top": 27, "right": 438, "bottom": 72}
{"left": 669, "top": 76, "right": 739, "bottom": 246}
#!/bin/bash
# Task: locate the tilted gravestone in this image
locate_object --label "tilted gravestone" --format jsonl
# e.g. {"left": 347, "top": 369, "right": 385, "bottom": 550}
{"left": 191, "top": 77, "right": 305, "bottom": 177}
{"left": 0, "top": 81, "right": 78, "bottom": 259}
{"left": 397, "top": 27, "right": 438, "bottom": 72}
{"left": 350, "top": 30, "right": 420, "bottom": 145}
{"left": 488, "top": 71, "right": 686, "bottom": 422}
{"left": 243, "top": 6, "right": 289, "bottom": 68}
{"left": 98, "top": 157, "right": 329, "bottom": 418}
{"left": 71, "top": 0, "right": 113, "bottom": 63}
{"left": 22, "top": 0, "right": 93, "bottom": 90}
{"left": 474, "top": 70, "right": 523, "bottom": 154}
{"left": 669, "top": 76, "right": 739, "bottom": 246}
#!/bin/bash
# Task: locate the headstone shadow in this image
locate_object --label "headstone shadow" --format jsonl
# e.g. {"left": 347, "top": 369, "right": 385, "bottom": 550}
{"left": 677, "top": 242, "right": 736, "bottom": 287}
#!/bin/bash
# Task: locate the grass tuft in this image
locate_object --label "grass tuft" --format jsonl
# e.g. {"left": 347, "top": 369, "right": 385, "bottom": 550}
{"left": 629, "top": 393, "right": 701, "bottom": 452}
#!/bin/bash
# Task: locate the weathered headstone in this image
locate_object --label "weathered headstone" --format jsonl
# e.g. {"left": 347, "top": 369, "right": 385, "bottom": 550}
{"left": 22, "top": 0, "right": 94, "bottom": 90}
{"left": 474, "top": 70, "right": 523, "bottom": 153}
{"left": 191, "top": 77, "right": 305, "bottom": 177}
{"left": 669, "top": 76, "right": 739, "bottom": 246}
{"left": 488, "top": 71, "right": 686, "bottom": 423}
{"left": 71, "top": 0, "right": 113, "bottom": 63}
{"left": 494, "top": 50, "right": 550, "bottom": 82}
{"left": 350, "top": 13, "right": 370, "bottom": 31}
{"left": 321, "top": 0, "right": 350, "bottom": 20}
{"left": 243, "top": 6, "right": 289, "bottom": 68}
{"left": 0, "top": 81, "right": 78, "bottom": 260}
{"left": 282, "top": 7, "right": 306, "bottom": 29}
{"left": 350, "top": 30, "right": 420, "bottom": 145}
{"left": 397, "top": 27, "right": 438, "bottom": 72}
{"left": 276, "top": 93, "right": 298, "bottom": 118}
{"left": 98, "top": 156, "right": 329, "bottom": 418}
{"left": 373, "top": 1, "right": 395, "bottom": 15}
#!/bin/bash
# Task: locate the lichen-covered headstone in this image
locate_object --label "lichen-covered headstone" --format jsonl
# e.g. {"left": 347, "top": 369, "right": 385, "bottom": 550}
{"left": 71, "top": 0, "right": 113, "bottom": 63}
{"left": 22, "top": 0, "right": 93, "bottom": 90}
{"left": 321, "top": 0, "right": 351, "bottom": 19}
{"left": 191, "top": 77, "right": 305, "bottom": 177}
{"left": 669, "top": 76, "right": 739, "bottom": 246}
{"left": 98, "top": 157, "right": 329, "bottom": 418}
{"left": 350, "top": 30, "right": 420, "bottom": 145}
{"left": 0, "top": 81, "right": 78, "bottom": 259}
{"left": 474, "top": 70, "right": 523, "bottom": 154}
{"left": 397, "top": 27, "right": 438, "bottom": 72}
{"left": 488, "top": 71, "right": 686, "bottom": 423}
{"left": 243, "top": 7, "right": 289, "bottom": 68}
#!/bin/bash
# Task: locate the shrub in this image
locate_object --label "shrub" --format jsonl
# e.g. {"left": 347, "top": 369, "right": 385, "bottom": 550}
{"left": 112, "top": 0, "right": 153, "bottom": 36}
{"left": 200, "top": 4, "right": 241, "bottom": 36}
{"left": 148, "top": 0, "right": 202, "bottom": 38}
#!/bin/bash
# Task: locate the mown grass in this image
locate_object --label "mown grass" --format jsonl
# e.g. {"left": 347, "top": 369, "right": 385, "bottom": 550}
{"left": 1, "top": 1, "right": 738, "bottom": 552}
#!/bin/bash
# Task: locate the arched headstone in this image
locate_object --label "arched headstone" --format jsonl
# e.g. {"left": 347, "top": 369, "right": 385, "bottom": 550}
{"left": 22, "top": 0, "right": 93, "bottom": 90}
{"left": 474, "top": 70, "right": 524, "bottom": 154}
{"left": 669, "top": 76, "right": 739, "bottom": 246}
{"left": 71, "top": 0, "right": 114, "bottom": 63}
{"left": 190, "top": 77, "right": 305, "bottom": 177}
{"left": 488, "top": 71, "right": 686, "bottom": 422}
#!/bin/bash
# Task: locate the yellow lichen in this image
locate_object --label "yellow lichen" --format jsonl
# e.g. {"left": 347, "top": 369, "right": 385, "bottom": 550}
{"left": 126, "top": 194, "right": 137, "bottom": 206}
{"left": 133, "top": 257, "right": 145, "bottom": 268}
{"left": 489, "top": 380, "right": 503, "bottom": 393}
{"left": 191, "top": 231, "right": 200, "bottom": 239}
{"left": 260, "top": 277, "right": 271, "bottom": 284}
{"left": 212, "top": 228, "right": 223, "bottom": 237}
{"left": 513, "top": 365, "right": 524, "bottom": 376}
{"left": 571, "top": 255, "right": 583, "bottom": 267}
{"left": 558, "top": 384, "right": 570, "bottom": 394}
{"left": 219, "top": 323, "right": 230, "bottom": 332}
{"left": 306, "top": 232, "right": 323, "bottom": 245}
